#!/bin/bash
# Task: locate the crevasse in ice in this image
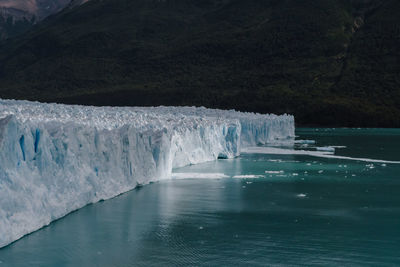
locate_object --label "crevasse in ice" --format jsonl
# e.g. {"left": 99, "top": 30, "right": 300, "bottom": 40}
{"left": 0, "top": 99, "right": 294, "bottom": 247}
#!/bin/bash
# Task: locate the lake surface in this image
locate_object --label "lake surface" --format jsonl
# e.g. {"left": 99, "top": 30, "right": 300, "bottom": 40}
{"left": 1, "top": 128, "right": 399, "bottom": 266}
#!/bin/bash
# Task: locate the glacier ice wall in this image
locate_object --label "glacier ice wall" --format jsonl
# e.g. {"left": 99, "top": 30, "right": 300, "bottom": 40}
{"left": 0, "top": 99, "right": 294, "bottom": 248}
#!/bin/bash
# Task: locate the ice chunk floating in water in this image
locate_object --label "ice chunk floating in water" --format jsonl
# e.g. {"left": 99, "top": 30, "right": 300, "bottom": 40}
{"left": 0, "top": 99, "right": 294, "bottom": 248}
{"left": 316, "top": 146, "right": 335, "bottom": 152}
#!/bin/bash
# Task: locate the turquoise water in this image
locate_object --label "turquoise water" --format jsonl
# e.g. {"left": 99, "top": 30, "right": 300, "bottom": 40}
{"left": 0, "top": 128, "right": 400, "bottom": 266}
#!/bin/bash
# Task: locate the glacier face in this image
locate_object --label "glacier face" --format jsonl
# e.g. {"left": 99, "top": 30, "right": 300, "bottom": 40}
{"left": 0, "top": 99, "right": 294, "bottom": 248}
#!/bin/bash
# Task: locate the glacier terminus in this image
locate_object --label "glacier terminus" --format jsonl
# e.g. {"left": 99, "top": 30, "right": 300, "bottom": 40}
{"left": 0, "top": 99, "right": 294, "bottom": 248}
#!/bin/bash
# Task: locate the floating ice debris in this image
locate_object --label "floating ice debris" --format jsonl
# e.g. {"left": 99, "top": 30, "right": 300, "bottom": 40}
{"left": 366, "top": 164, "right": 375, "bottom": 169}
{"left": 265, "top": 170, "right": 284, "bottom": 174}
{"left": 232, "top": 175, "right": 264, "bottom": 179}
{"left": 268, "top": 159, "right": 299, "bottom": 163}
{"left": 297, "top": 194, "right": 307, "bottom": 198}
{"left": 292, "top": 173, "right": 299, "bottom": 176}
{"left": 268, "top": 159, "right": 283, "bottom": 162}
{"left": 318, "top": 170, "right": 324, "bottom": 174}
{"left": 172, "top": 173, "right": 229, "bottom": 179}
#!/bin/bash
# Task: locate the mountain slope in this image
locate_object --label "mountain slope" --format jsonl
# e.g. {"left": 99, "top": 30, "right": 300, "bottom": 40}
{"left": 0, "top": 0, "right": 399, "bottom": 127}
{"left": 0, "top": 0, "right": 86, "bottom": 39}
{"left": 0, "top": 5, "right": 35, "bottom": 39}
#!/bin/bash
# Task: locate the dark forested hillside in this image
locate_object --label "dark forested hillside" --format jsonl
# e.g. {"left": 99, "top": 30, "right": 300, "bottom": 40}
{"left": 0, "top": 0, "right": 399, "bottom": 127}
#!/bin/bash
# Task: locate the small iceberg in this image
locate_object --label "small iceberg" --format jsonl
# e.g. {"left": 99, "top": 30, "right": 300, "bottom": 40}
{"left": 316, "top": 146, "right": 335, "bottom": 152}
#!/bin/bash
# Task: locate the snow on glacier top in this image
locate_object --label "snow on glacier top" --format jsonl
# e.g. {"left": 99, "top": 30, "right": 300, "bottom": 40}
{"left": 0, "top": 99, "right": 294, "bottom": 131}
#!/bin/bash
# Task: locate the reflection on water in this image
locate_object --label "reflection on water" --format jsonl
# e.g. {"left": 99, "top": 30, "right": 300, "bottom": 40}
{"left": 0, "top": 128, "right": 400, "bottom": 266}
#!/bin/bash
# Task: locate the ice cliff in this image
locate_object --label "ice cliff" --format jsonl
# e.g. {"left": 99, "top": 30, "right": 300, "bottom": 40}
{"left": 0, "top": 99, "right": 294, "bottom": 248}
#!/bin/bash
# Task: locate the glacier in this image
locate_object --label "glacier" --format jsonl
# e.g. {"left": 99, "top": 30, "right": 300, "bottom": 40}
{"left": 0, "top": 99, "right": 294, "bottom": 248}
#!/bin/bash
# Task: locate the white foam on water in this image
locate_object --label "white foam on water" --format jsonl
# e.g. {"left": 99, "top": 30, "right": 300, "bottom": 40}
{"left": 241, "top": 147, "right": 400, "bottom": 164}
